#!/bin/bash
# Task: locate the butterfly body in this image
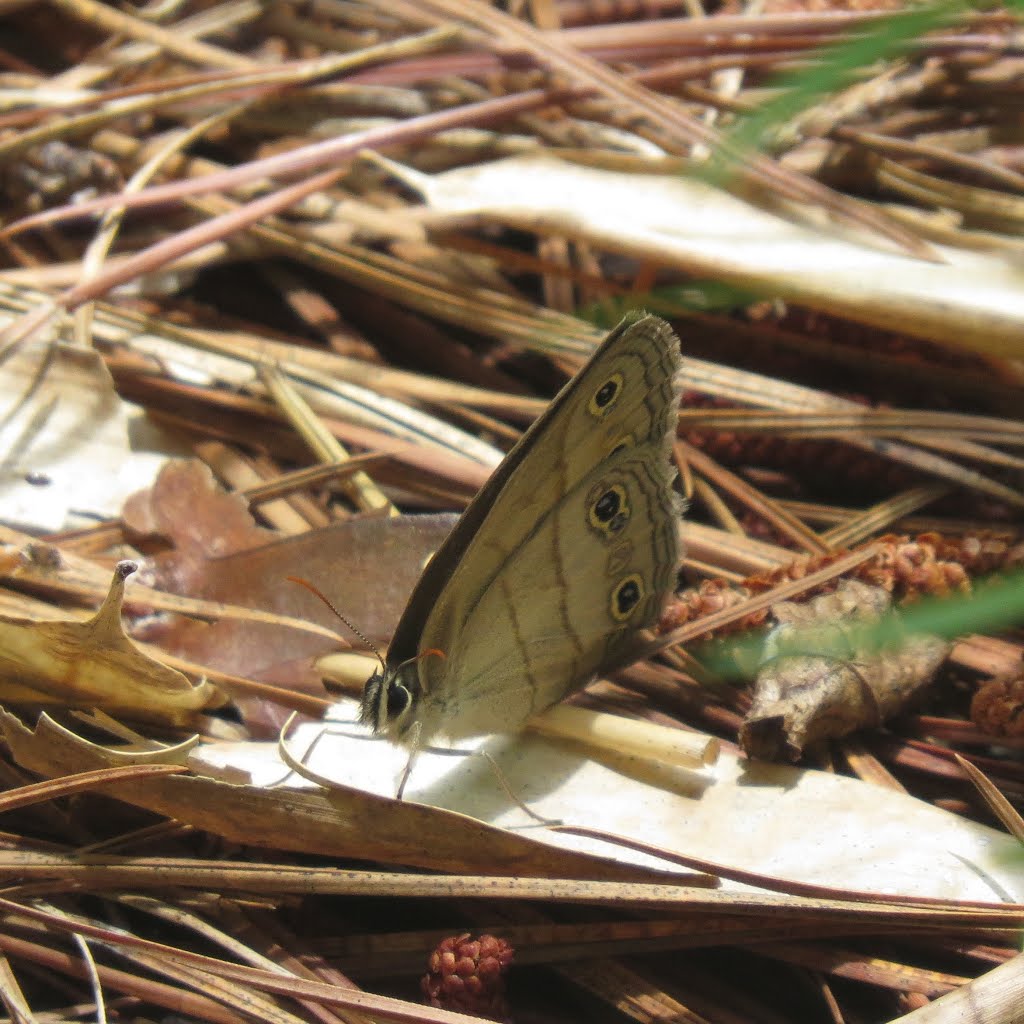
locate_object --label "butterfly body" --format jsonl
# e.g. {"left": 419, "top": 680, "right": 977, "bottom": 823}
{"left": 359, "top": 313, "right": 683, "bottom": 749}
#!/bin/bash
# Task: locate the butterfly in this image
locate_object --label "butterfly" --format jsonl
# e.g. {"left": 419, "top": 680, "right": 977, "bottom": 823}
{"left": 359, "top": 313, "right": 683, "bottom": 788}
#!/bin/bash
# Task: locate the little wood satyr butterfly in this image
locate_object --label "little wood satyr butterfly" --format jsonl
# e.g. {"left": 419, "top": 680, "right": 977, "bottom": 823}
{"left": 359, "top": 312, "right": 684, "bottom": 787}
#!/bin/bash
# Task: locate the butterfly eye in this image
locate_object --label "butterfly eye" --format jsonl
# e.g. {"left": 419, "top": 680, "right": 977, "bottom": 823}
{"left": 386, "top": 683, "right": 412, "bottom": 720}
{"left": 588, "top": 482, "right": 630, "bottom": 537}
{"left": 588, "top": 372, "right": 624, "bottom": 417}
{"left": 610, "top": 573, "right": 645, "bottom": 621}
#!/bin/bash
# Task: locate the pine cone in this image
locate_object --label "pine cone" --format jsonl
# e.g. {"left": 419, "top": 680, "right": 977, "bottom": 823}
{"left": 422, "top": 932, "right": 514, "bottom": 1021}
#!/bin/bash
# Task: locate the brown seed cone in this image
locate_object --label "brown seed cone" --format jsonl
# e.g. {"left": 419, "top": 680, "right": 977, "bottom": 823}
{"left": 422, "top": 933, "right": 514, "bottom": 1022}
{"left": 972, "top": 676, "right": 1024, "bottom": 737}
{"left": 658, "top": 532, "right": 993, "bottom": 640}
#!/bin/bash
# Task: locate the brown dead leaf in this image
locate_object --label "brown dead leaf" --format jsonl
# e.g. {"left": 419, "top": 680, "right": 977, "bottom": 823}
{"left": 144, "top": 512, "right": 458, "bottom": 682}
{"left": 0, "top": 561, "right": 219, "bottom": 725}
{"left": 740, "top": 580, "right": 951, "bottom": 761}
{"left": 123, "top": 458, "right": 457, "bottom": 732}
{"left": 125, "top": 456, "right": 455, "bottom": 694}
{"left": 123, "top": 458, "right": 274, "bottom": 590}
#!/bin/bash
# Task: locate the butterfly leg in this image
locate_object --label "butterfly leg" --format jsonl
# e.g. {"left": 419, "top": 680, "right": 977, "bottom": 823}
{"left": 477, "top": 750, "right": 561, "bottom": 827}
{"left": 395, "top": 719, "right": 423, "bottom": 799}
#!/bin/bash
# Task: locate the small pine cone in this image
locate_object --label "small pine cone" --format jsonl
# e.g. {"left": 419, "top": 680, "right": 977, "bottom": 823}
{"left": 659, "top": 577, "right": 743, "bottom": 634}
{"left": 874, "top": 534, "right": 972, "bottom": 600}
{"left": 971, "top": 677, "right": 1024, "bottom": 737}
{"left": 422, "top": 933, "right": 514, "bottom": 1021}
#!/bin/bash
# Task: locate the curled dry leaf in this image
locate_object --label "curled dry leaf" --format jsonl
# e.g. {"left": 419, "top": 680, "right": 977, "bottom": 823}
{"left": 740, "top": 580, "right": 951, "bottom": 761}
{"left": 0, "top": 560, "right": 219, "bottom": 725}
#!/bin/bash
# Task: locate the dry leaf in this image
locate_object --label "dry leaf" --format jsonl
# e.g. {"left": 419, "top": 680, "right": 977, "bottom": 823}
{"left": 189, "top": 699, "right": 1020, "bottom": 901}
{"left": 0, "top": 710, "right": 683, "bottom": 882}
{"left": 403, "top": 154, "right": 1024, "bottom": 358}
{"left": 0, "top": 681, "right": 1019, "bottom": 898}
{"left": 142, "top": 509, "right": 458, "bottom": 681}
{"left": 0, "top": 340, "right": 174, "bottom": 531}
{"left": 123, "top": 458, "right": 274, "bottom": 579}
{"left": 0, "top": 561, "right": 218, "bottom": 725}
{"left": 740, "top": 580, "right": 951, "bottom": 761}
{"left": 125, "top": 457, "right": 457, "bottom": 696}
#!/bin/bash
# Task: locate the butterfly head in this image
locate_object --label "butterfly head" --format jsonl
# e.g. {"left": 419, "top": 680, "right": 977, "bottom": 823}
{"left": 359, "top": 659, "right": 421, "bottom": 738}
{"left": 358, "top": 648, "right": 444, "bottom": 739}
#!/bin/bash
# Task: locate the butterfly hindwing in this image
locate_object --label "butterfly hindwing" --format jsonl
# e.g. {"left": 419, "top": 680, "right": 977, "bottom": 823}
{"left": 380, "top": 313, "right": 684, "bottom": 743}
{"left": 414, "top": 444, "right": 681, "bottom": 740}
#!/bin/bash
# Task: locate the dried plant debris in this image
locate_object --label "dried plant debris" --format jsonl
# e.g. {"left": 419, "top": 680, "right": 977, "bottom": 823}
{"left": 2, "top": 2, "right": 1024, "bottom": 1021}
{"left": 662, "top": 531, "right": 1018, "bottom": 638}
{"left": 0, "top": 561, "right": 218, "bottom": 724}
{"left": 740, "top": 579, "right": 952, "bottom": 761}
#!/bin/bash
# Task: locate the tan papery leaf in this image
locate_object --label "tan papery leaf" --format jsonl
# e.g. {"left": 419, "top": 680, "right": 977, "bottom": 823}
{"left": 401, "top": 154, "right": 1024, "bottom": 358}
{"left": 0, "top": 340, "right": 170, "bottom": 532}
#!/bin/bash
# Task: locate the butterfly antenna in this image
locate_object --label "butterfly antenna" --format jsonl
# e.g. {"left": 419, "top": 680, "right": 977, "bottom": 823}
{"left": 395, "top": 647, "right": 446, "bottom": 674}
{"left": 287, "top": 575, "right": 386, "bottom": 672}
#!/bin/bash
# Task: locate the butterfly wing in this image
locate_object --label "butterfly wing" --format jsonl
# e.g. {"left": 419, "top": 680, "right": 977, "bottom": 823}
{"left": 394, "top": 313, "right": 683, "bottom": 741}
{"left": 414, "top": 445, "right": 681, "bottom": 740}
{"left": 389, "top": 313, "right": 681, "bottom": 662}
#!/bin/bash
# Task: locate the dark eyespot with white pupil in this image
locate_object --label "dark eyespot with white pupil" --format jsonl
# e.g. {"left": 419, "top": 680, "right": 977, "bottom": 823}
{"left": 616, "top": 579, "right": 640, "bottom": 613}
{"left": 588, "top": 372, "right": 624, "bottom": 418}
{"left": 595, "top": 379, "right": 618, "bottom": 407}
{"left": 611, "top": 574, "right": 645, "bottom": 621}
{"left": 588, "top": 482, "right": 630, "bottom": 536}
{"left": 594, "top": 488, "right": 620, "bottom": 522}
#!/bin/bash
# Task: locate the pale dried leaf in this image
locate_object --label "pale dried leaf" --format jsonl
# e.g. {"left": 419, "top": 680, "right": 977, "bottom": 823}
{"left": 406, "top": 155, "right": 1024, "bottom": 358}
{"left": 0, "top": 340, "right": 177, "bottom": 531}
{"left": 0, "top": 710, "right": 680, "bottom": 882}
{"left": 188, "top": 696, "right": 1022, "bottom": 901}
